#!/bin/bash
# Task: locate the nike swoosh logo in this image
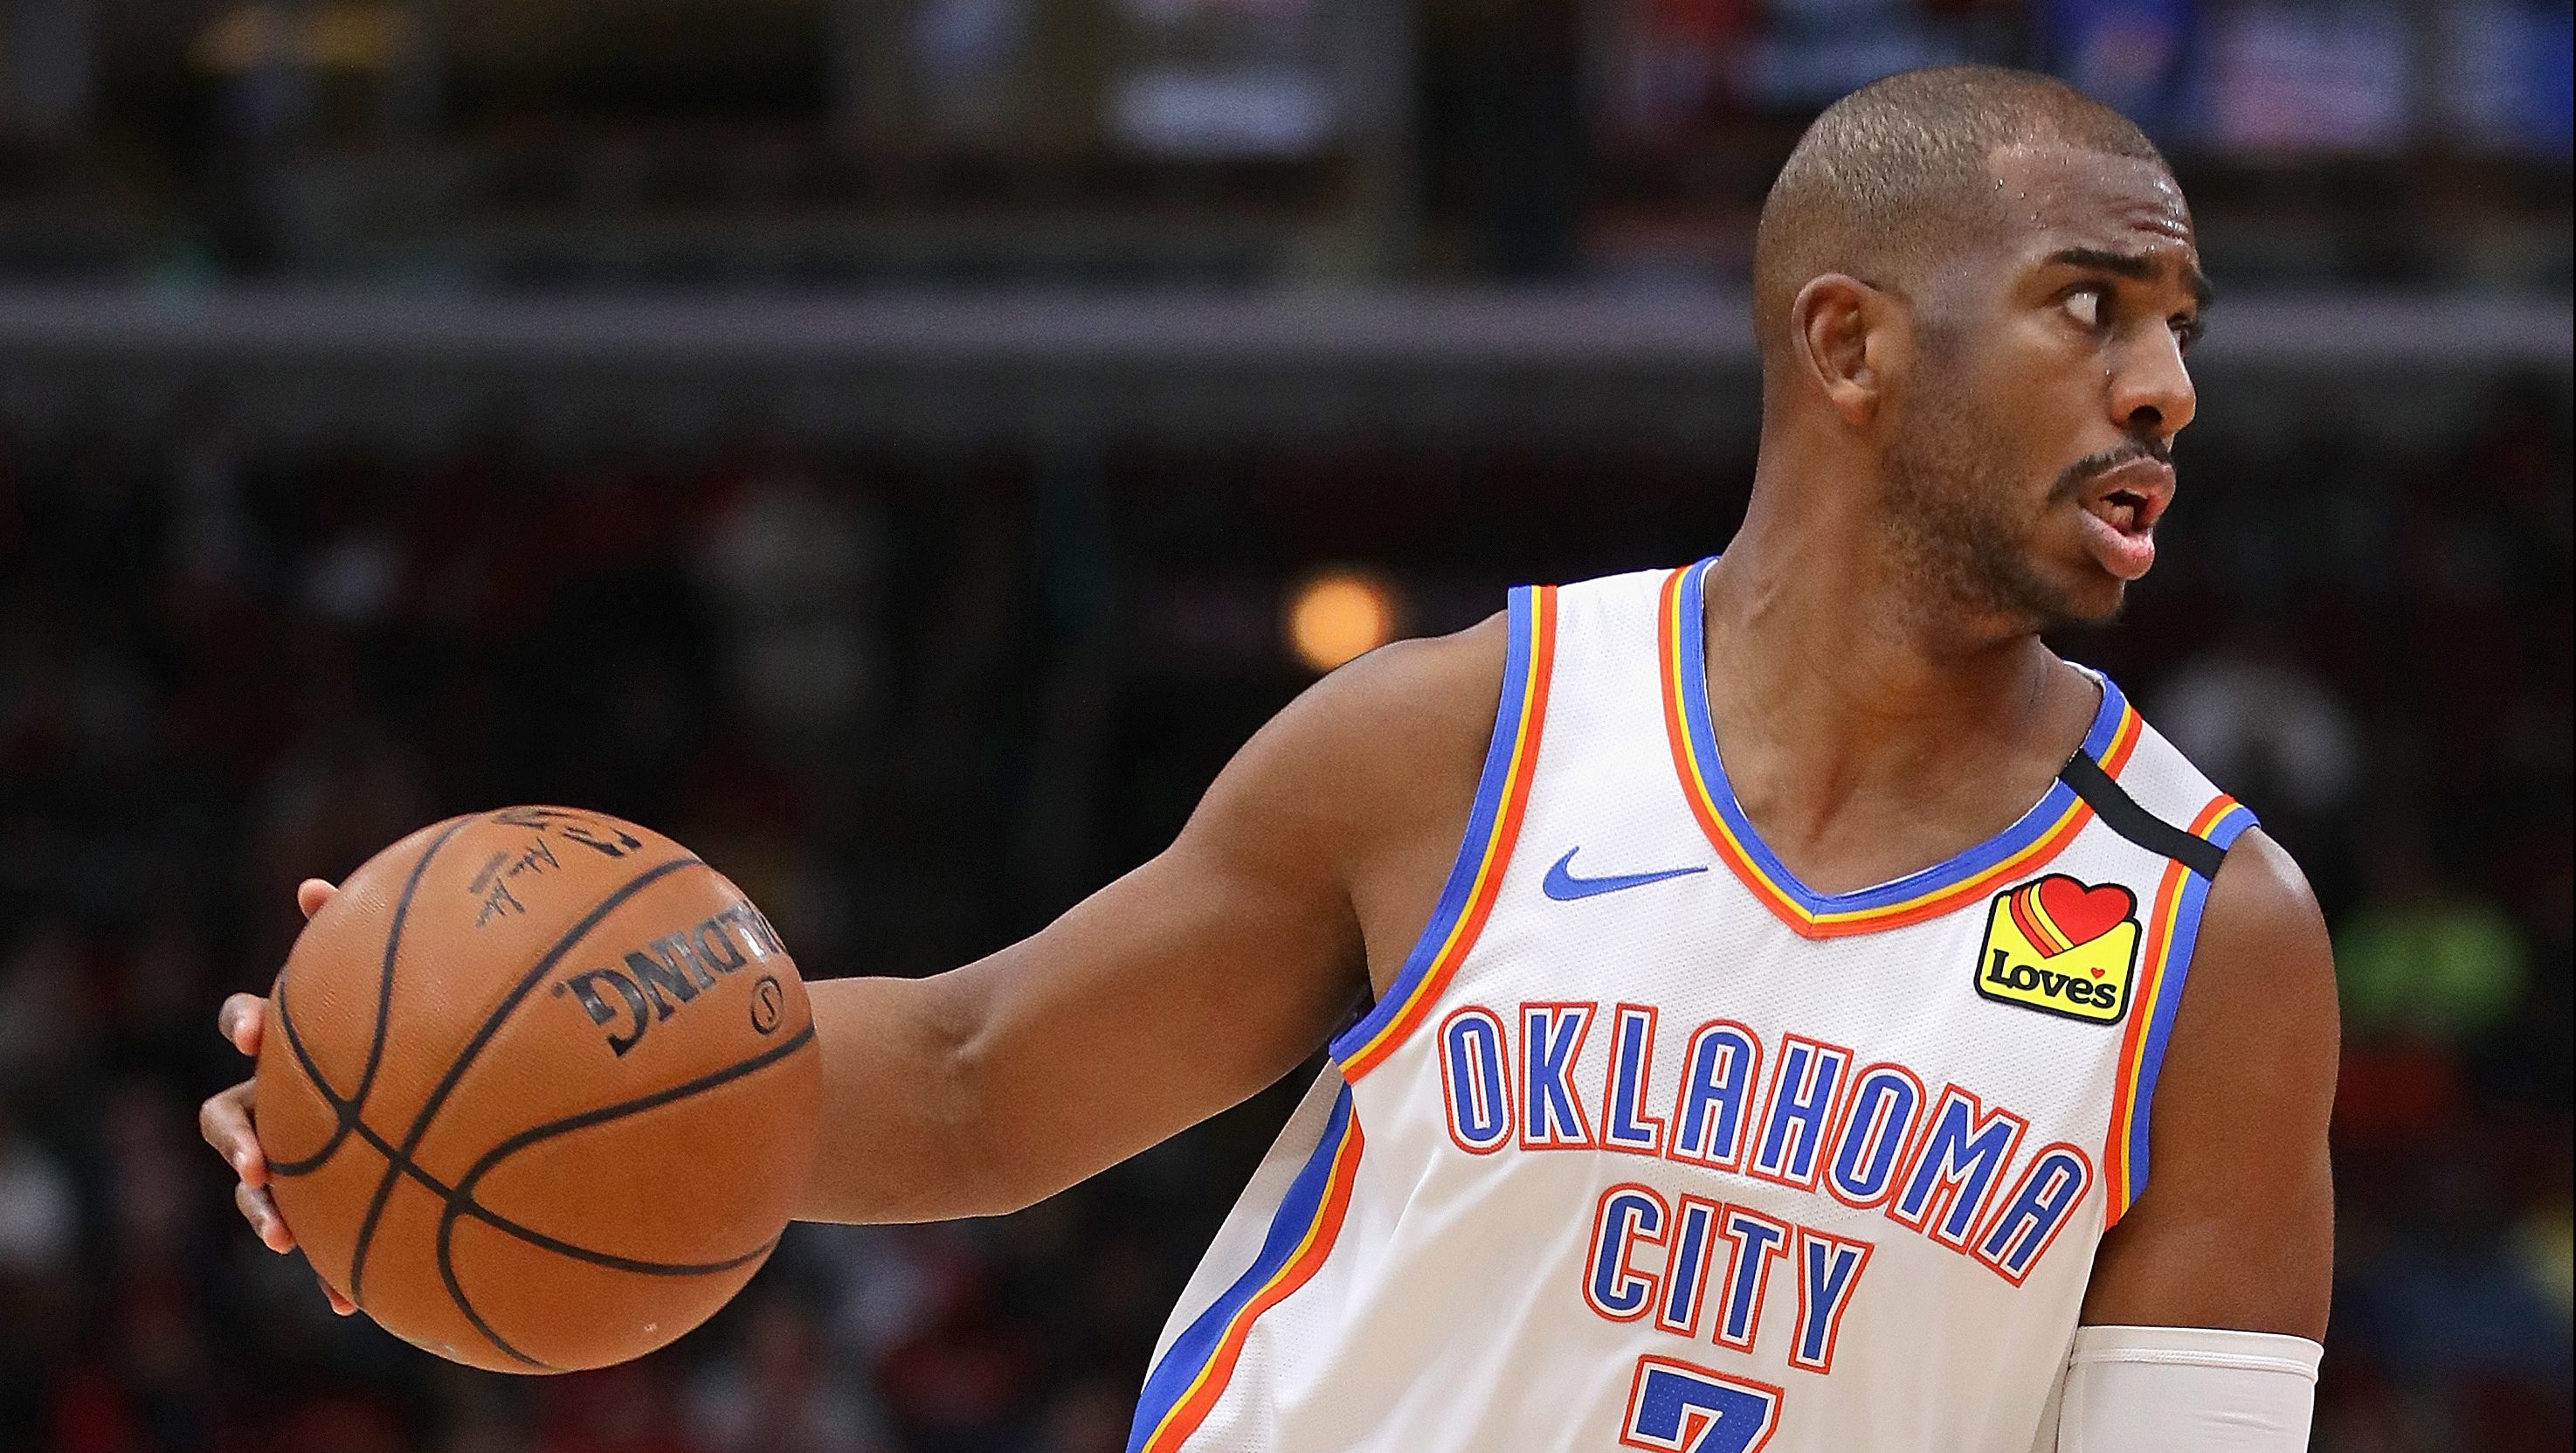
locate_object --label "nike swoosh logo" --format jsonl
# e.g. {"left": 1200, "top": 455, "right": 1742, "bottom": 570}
{"left": 1541, "top": 848, "right": 1709, "bottom": 902}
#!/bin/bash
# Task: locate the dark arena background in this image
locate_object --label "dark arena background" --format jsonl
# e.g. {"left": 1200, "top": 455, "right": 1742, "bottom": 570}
{"left": 0, "top": 3, "right": 2567, "bottom": 1452}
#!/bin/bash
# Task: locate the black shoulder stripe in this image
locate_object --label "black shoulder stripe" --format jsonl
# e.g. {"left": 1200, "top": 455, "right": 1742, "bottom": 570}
{"left": 2059, "top": 751, "right": 2228, "bottom": 880}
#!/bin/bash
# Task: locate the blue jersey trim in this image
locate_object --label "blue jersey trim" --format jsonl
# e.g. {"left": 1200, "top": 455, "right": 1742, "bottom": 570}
{"left": 1329, "top": 585, "right": 1537, "bottom": 1065}
{"left": 2122, "top": 802, "right": 2260, "bottom": 1200}
{"left": 1675, "top": 556, "right": 2129, "bottom": 917}
{"left": 1125, "top": 1084, "right": 1357, "bottom": 1453}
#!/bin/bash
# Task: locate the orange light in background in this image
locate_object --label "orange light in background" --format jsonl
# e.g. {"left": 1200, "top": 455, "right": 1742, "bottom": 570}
{"left": 195, "top": 2, "right": 409, "bottom": 73}
{"left": 1286, "top": 571, "right": 1401, "bottom": 673}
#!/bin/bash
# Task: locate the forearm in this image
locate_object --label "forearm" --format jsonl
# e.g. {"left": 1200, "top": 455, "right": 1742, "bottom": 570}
{"left": 793, "top": 972, "right": 1012, "bottom": 1223}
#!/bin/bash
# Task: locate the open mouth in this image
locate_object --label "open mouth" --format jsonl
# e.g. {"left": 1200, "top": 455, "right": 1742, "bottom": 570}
{"left": 2074, "top": 456, "right": 2175, "bottom": 581}
{"left": 2081, "top": 457, "right": 2174, "bottom": 537}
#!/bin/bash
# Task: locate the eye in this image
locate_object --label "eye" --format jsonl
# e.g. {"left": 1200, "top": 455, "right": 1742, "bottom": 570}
{"left": 2061, "top": 286, "right": 2105, "bottom": 329}
{"left": 2172, "top": 314, "right": 2204, "bottom": 351}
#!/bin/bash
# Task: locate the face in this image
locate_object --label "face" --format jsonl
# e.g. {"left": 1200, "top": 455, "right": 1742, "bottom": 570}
{"left": 1879, "top": 142, "right": 2206, "bottom": 630}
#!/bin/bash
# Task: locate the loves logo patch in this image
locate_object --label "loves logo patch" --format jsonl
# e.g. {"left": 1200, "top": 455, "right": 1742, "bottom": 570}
{"left": 1974, "top": 874, "right": 2141, "bottom": 1025}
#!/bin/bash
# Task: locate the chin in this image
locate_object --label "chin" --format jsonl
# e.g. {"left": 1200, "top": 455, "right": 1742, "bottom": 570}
{"left": 2044, "top": 577, "right": 2129, "bottom": 630}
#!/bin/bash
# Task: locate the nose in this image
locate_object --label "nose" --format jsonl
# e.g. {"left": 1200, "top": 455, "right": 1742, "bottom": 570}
{"left": 2108, "top": 322, "right": 2196, "bottom": 441}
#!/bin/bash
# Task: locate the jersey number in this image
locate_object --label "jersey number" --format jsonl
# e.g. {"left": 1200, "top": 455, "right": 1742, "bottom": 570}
{"left": 1619, "top": 1357, "right": 1784, "bottom": 1453}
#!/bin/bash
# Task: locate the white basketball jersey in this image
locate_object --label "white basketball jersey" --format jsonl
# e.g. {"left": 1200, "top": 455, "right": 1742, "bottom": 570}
{"left": 1127, "top": 562, "right": 2258, "bottom": 1453}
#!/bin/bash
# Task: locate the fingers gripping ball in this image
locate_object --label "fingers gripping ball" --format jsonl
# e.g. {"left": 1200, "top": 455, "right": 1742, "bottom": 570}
{"left": 253, "top": 808, "right": 822, "bottom": 1373}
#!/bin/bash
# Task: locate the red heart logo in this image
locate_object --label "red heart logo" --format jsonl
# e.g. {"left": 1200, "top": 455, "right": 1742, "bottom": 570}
{"left": 2034, "top": 875, "right": 2135, "bottom": 949}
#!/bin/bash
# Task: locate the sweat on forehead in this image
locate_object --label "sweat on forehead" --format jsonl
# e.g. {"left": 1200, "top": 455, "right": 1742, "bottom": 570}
{"left": 1752, "top": 66, "right": 2170, "bottom": 347}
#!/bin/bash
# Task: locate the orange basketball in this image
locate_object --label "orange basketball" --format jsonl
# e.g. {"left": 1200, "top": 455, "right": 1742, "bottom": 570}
{"left": 253, "top": 806, "right": 822, "bottom": 1373}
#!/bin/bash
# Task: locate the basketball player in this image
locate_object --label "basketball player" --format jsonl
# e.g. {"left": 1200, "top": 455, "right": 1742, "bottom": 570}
{"left": 204, "top": 66, "right": 2334, "bottom": 1452}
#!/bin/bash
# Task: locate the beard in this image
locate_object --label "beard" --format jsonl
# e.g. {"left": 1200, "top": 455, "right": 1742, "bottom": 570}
{"left": 1878, "top": 388, "right": 2121, "bottom": 633}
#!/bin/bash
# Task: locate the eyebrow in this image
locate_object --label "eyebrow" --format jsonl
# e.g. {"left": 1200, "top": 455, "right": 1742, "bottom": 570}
{"left": 2046, "top": 246, "right": 2214, "bottom": 309}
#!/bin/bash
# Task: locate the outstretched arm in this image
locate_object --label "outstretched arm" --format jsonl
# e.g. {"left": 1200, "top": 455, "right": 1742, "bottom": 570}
{"left": 203, "top": 618, "right": 1509, "bottom": 1263}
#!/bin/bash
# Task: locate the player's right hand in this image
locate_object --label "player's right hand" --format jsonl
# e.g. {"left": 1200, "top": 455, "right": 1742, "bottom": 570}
{"left": 197, "top": 877, "right": 359, "bottom": 1316}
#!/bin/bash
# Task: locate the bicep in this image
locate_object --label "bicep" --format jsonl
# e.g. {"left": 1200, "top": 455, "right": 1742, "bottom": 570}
{"left": 936, "top": 628, "right": 1508, "bottom": 1205}
{"left": 2081, "top": 829, "right": 2338, "bottom": 1338}
{"left": 800, "top": 627, "right": 1504, "bottom": 1223}
{"left": 805, "top": 732, "right": 1367, "bottom": 1222}
{"left": 935, "top": 808, "right": 1370, "bottom": 1208}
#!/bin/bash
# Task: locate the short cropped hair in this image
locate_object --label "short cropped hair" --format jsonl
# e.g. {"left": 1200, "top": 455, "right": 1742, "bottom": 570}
{"left": 1752, "top": 66, "right": 2168, "bottom": 357}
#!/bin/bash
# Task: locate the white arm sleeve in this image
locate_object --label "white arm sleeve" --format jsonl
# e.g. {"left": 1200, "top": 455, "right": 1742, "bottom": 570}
{"left": 2055, "top": 1325, "right": 2324, "bottom": 1453}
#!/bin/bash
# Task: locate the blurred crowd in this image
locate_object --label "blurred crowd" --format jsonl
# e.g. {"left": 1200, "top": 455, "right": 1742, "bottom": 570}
{"left": 0, "top": 377, "right": 2568, "bottom": 1453}
{"left": 0, "top": 0, "right": 2566, "bottom": 287}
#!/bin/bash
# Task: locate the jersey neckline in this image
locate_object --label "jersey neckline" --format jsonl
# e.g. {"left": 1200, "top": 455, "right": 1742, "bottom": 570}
{"left": 1657, "top": 557, "right": 2143, "bottom": 939}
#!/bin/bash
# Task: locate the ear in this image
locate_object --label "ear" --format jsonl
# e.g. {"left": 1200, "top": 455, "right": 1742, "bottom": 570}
{"left": 1791, "top": 274, "right": 1903, "bottom": 426}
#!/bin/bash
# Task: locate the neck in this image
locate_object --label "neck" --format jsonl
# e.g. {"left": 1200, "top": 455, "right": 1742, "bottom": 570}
{"left": 1698, "top": 451, "right": 2097, "bottom": 889}
{"left": 1717, "top": 460, "right": 2064, "bottom": 723}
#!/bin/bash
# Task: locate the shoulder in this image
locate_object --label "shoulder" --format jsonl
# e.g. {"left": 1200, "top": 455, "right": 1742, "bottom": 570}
{"left": 2167, "top": 827, "right": 2339, "bottom": 1103}
{"left": 1288, "top": 613, "right": 1512, "bottom": 768}
{"left": 1179, "top": 613, "right": 1509, "bottom": 879}
{"left": 2180, "top": 827, "right": 2339, "bottom": 1094}
{"left": 1228, "top": 613, "right": 1510, "bottom": 837}
{"left": 2198, "top": 829, "right": 2335, "bottom": 986}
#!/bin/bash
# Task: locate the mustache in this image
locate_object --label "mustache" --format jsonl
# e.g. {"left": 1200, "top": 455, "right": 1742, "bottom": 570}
{"left": 2048, "top": 439, "right": 2173, "bottom": 504}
